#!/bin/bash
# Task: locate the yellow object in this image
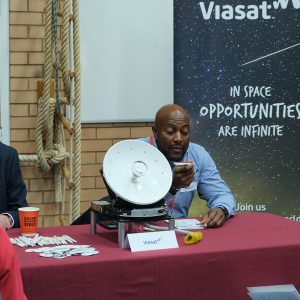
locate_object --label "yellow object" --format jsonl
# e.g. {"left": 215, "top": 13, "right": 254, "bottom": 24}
{"left": 184, "top": 231, "right": 203, "bottom": 245}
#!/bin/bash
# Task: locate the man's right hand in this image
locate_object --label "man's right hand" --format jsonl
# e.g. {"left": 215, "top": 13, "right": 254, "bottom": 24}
{"left": 0, "top": 214, "right": 11, "bottom": 229}
{"left": 171, "top": 160, "right": 194, "bottom": 191}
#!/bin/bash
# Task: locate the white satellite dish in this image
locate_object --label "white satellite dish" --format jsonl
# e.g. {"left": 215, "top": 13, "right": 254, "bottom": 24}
{"left": 103, "top": 140, "right": 172, "bottom": 205}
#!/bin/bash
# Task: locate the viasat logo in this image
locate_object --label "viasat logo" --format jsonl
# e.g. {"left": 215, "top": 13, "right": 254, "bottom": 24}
{"left": 142, "top": 236, "right": 163, "bottom": 245}
{"left": 198, "top": 0, "right": 300, "bottom": 20}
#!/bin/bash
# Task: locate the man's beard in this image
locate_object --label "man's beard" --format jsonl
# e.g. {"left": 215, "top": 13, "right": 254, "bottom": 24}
{"left": 156, "top": 140, "right": 186, "bottom": 162}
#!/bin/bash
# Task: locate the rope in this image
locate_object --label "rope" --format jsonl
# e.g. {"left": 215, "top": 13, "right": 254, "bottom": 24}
{"left": 29, "top": 0, "right": 81, "bottom": 225}
{"left": 62, "top": 0, "right": 71, "bottom": 101}
{"left": 71, "top": 0, "right": 81, "bottom": 222}
{"left": 60, "top": 0, "right": 81, "bottom": 223}
{"left": 61, "top": 0, "right": 72, "bottom": 225}
{"left": 19, "top": 155, "right": 38, "bottom": 162}
{"left": 20, "top": 0, "right": 81, "bottom": 225}
{"left": 35, "top": 0, "right": 53, "bottom": 172}
{"left": 51, "top": 0, "right": 64, "bottom": 207}
{"left": 52, "top": 0, "right": 61, "bottom": 116}
{"left": 62, "top": 0, "right": 74, "bottom": 223}
{"left": 35, "top": 0, "right": 68, "bottom": 175}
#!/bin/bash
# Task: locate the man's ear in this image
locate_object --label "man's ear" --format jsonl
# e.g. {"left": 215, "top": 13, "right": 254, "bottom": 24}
{"left": 152, "top": 126, "right": 158, "bottom": 139}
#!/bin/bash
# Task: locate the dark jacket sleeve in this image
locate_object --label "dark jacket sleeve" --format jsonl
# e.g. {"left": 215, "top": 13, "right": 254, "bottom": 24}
{"left": 5, "top": 147, "right": 28, "bottom": 228}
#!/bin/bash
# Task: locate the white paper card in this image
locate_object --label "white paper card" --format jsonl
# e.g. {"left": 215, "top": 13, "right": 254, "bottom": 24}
{"left": 175, "top": 219, "right": 204, "bottom": 230}
{"left": 165, "top": 218, "right": 205, "bottom": 230}
{"left": 247, "top": 284, "right": 300, "bottom": 300}
{"left": 126, "top": 230, "right": 178, "bottom": 252}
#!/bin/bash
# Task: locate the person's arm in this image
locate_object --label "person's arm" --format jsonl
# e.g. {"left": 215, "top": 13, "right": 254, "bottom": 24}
{"left": 196, "top": 148, "right": 236, "bottom": 227}
{"left": 0, "top": 228, "right": 27, "bottom": 300}
{"left": 5, "top": 148, "right": 28, "bottom": 228}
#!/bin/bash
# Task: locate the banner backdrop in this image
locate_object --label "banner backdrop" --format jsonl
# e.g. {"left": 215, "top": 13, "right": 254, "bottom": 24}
{"left": 174, "top": 0, "right": 300, "bottom": 220}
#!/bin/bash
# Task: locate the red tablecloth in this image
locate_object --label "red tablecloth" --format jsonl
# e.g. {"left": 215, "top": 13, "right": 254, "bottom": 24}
{"left": 10, "top": 213, "right": 300, "bottom": 300}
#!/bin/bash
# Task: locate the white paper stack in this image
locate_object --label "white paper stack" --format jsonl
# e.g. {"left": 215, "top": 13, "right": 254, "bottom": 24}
{"left": 247, "top": 284, "right": 300, "bottom": 300}
{"left": 174, "top": 219, "right": 204, "bottom": 230}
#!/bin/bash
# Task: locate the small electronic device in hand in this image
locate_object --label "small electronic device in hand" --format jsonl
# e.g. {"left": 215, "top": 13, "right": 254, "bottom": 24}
{"left": 173, "top": 162, "right": 192, "bottom": 167}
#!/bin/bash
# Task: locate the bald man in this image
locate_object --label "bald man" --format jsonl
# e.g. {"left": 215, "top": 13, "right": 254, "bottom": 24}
{"left": 140, "top": 104, "right": 236, "bottom": 227}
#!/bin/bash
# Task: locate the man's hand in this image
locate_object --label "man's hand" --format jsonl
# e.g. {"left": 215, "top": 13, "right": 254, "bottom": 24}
{"left": 0, "top": 214, "right": 12, "bottom": 229}
{"left": 200, "top": 208, "right": 226, "bottom": 228}
{"left": 172, "top": 160, "right": 194, "bottom": 190}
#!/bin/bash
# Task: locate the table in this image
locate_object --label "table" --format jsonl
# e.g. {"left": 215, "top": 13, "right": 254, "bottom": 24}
{"left": 10, "top": 213, "right": 300, "bottom": 300}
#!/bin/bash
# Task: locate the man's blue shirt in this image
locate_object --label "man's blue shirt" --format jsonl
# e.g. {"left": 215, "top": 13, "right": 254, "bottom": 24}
{"left": 140, "top": 135, "right": 236, "bottom": 218}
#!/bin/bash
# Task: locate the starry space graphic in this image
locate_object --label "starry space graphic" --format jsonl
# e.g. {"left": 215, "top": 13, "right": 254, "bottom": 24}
{"left": 174, "top": 0, "right": 300, "bottom": 218}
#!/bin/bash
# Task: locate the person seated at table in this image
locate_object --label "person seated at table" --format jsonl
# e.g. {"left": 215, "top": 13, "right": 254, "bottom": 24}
{"left": 0, "top": 142, "right": 28, "bottom": 229}
{"left": 0, "top": 226, "right": 27, "bottom": 300}
{"left": 140, "top": 104, "right": 236, "bottom": 228}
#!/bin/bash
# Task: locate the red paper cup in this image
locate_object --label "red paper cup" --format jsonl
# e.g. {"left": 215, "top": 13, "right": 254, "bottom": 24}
{"left": 18, "top": 207, "right": 40, "bottom": 236}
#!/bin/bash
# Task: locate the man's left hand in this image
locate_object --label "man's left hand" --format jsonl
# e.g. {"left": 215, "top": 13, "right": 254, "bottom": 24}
{"left": 200, "top": 208, "right": 226, "bottom": 228}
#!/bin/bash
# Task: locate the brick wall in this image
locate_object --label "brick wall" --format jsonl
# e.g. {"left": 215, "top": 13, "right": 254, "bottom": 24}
{"left": 9, "top": 0, "right": 153, "bottom": 227}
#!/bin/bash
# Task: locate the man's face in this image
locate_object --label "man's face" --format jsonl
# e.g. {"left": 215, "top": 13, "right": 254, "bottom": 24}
{"left": 153, "top": 111, "right": 190, "bottom": 162}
